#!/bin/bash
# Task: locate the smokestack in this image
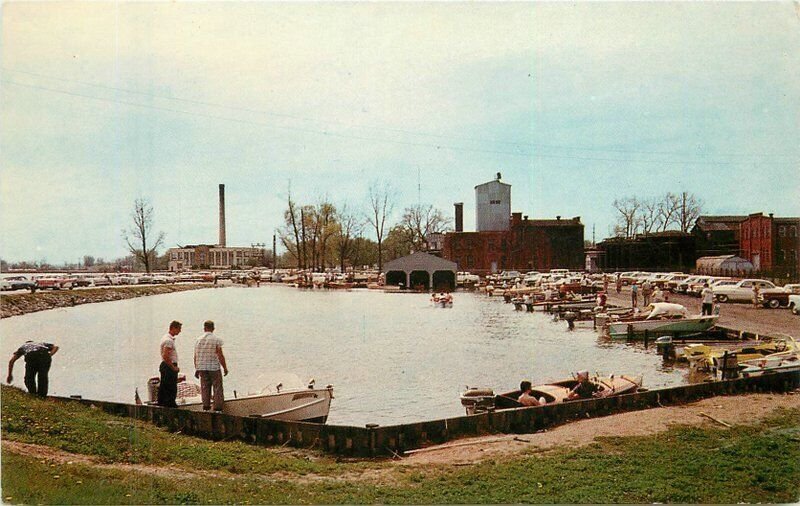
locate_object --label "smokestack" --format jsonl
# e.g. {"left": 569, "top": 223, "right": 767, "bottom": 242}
{"left": 218, "top": 184, "right": 226, "bottom": 247}
{"left": 454, "top": 202, "right": 464, "bottom": 232}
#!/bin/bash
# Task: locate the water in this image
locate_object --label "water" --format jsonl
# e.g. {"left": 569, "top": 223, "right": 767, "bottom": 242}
{"left": 0, "top": 285, "right": 686, "bottom": 426}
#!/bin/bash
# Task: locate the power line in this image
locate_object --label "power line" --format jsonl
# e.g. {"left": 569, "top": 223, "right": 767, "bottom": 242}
{"left": 3, "top": 78, "right": 798, "bottom": 167}
{"left": 4, "top": 67, "right": 798, "bottom": 160}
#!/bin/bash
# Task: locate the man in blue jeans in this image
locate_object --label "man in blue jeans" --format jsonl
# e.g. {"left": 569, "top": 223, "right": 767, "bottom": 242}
{"left": 7, "top": 340, "right": 59, "bottom": 396}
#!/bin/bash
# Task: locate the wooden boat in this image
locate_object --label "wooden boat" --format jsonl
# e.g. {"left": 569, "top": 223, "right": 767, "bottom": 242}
{"left": 431, "top": 293, "right": 453, "bottom": 308}
{"left": 736, "top": 338, "right": 800, "bottom": 378}
{"left": 145, "top": 378, "right": 334, "bottom": 423}
{"left": 607, "top": 303, "right": 718, "bottom": 339}
{"left": 460, "top": 374, "right": 643, "bottom": 415}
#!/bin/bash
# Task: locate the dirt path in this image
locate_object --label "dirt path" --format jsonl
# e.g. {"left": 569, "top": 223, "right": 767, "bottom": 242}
{"left": 5, "top": 392, "right": 800, "bottom": 480}
{"left": 400, "top": 391, "right": 800, "bottom": 465}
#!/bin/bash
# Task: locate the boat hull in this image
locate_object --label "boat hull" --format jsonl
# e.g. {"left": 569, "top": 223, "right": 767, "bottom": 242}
{"left": 177, "top": 386, "right": 333, "bottom": 423}
{"left": 608, "top": 315, "right": 718, "bottom": 339}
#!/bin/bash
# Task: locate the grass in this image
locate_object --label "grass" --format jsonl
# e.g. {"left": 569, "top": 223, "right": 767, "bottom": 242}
{"left": 3, "top": 385, "right": 800, "bottom": 504}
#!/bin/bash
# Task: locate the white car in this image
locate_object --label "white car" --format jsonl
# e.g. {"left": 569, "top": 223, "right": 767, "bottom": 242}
{"left": 789, "top": 294, "right": 800, "bottom": 315}
{"left": 713, "top": 279, "right": 776, "bottom": 303}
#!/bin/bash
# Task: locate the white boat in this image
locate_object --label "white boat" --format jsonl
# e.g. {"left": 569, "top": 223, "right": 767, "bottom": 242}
{"left": 607, "top": 303, "right": 718, "bottom": 339}
{"left": 737, "top": 338, "right": 800, "bottom": 378}
{"left": 145, "top": 378, "right": 333, "bottom": 423}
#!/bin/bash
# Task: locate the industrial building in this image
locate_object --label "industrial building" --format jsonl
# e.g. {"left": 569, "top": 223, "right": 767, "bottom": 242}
{"left": 441, "top": 174, "right": 584, "bottom": 273}
{"left": 167, "top": 184, "right": 264, "bottom": 271}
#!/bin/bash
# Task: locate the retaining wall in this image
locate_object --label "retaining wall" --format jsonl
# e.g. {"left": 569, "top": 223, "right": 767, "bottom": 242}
{"left": 56, "top": 370, "right": 800, "bottom": 457}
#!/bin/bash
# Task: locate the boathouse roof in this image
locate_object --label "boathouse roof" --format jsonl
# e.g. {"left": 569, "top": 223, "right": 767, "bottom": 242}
{"left": 384, "top": 252, "right": 457, "bottom": 273}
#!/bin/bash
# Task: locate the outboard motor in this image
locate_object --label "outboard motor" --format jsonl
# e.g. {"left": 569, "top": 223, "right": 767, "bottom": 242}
{"left": 655, "top": 335, "right": 676, "bottom": 360}
{"left": 460, "top": 388, "right": 496, "bottom": 415}
{"left": 147, "top": 377, "right": 160, "bottom": 404}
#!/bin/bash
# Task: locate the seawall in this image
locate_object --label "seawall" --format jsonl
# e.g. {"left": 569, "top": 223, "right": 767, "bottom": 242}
{"left": 0, "top": 284, "right": 212, "bottom": 319}
{"left": 53, "top": 369, "right": 800, "bottom": 458}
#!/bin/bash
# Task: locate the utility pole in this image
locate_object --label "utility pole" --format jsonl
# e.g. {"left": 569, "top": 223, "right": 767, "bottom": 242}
{"left": 592, "top": 224, "right": 596, "bottom": 247}
{"left": 273, "top": 233, "right": 277, "bottom": 273}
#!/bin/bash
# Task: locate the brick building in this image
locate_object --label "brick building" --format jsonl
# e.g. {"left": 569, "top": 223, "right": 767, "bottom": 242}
{"left": 167, "top": 245, "right": 264, "bottom": 271}
{"left": 739, "top": 212, "right": 799, "bottom": 276}
{"left": 596, "top": 231, "right": 696, "bottom": 272}
{"left": 692, "top": 215, "right": 747, "bottom": 257}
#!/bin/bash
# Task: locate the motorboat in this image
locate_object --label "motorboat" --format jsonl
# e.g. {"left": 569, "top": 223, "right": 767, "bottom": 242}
{"left": 684, "top": 339, "right": 792, "bottom": 372}
{"left": 736, "top": 337, "right": 800, "bottom": 378}
{"left": 431, "top": 293, "right": 453, "bottom": 308}
{"left": 144, "top": 377, "right": 334, "bottom": 423}
{"left": 607, "top": 303, "right": 718, "bottom": 339}
{"left": 460, "top": 373, "right": 643, "bottom": 416}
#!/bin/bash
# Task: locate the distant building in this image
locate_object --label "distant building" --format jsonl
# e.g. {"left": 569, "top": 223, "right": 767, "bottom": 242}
{"left": 739, "top": 212, "right": 799, "bottom": 276}
{"left": 692, "top": 215, "right": 747, "bottom": 257}
{"left": 442, "top": 175, "right": 584, "bottom": 273}
{"left": 596, "top": 231, "right": 696, "bottom": 272}
{"left": 475, "top": 173, "right": 511, "bottom": 232}
{"left": 167, "top": 245, "right": 263, "bottom": 271}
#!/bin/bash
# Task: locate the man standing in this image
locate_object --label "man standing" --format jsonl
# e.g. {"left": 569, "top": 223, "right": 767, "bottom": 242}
{"left": 631, "top": 282, "right": 639, "bottom": 308}
{"left": 642, "top": 280, "right": 653, "bottom": 306}
{"left": 7, "top": 340, "right": 59, "bottom": 397}
{"left": 158, "top": 320, "right": 182, "bottom": 408}
{"left": 194, "top": 320, "right": 228, "bottom": 411}
{"left": 701, "top": 283, "right": 714, "bottom": 316}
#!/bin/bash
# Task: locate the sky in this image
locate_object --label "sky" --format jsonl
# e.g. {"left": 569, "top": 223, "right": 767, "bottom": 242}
{"left": 1, "top": 2, "right": 799, "bottom": 264}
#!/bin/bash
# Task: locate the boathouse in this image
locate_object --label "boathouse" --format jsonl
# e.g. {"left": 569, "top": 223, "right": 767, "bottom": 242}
{"left": 384, "top": 252, "right": 457, "bottom": 291}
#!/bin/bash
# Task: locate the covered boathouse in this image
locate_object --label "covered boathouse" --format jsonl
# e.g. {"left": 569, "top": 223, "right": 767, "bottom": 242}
{"left": 384, "top": 252, "right": 457, "bottom": 291}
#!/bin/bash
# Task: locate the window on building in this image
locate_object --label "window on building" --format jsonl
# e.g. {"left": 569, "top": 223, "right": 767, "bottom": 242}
{"left": 779, "top": 226, "right": 786, "bottom": 237}
{"left": 781, "top": 250, "right": 787, "bottom": 262}
{"left": 489, "top": 199, "right": 501, "bottom": 205}
{"left": 754, "top": 228, "right": 759, "bottom": 239}
{"left": 791, "top": 226, "right": 798, "bottom": 238}
{"left": 171, "top": 252, "right": 177, "bottom": 260}
{"left": 764, "top": 226, "right": 769, "bottom": 238}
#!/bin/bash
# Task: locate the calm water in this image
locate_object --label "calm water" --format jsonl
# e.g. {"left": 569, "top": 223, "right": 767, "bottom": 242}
{"left": 0, "top": 285, "right": 686, "bottom": 425}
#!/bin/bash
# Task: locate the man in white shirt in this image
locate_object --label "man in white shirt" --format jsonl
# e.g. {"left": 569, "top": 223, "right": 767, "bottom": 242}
{"left": 701, "top": 283, "right": 714, "bottom": 315}
{"left": 518, "top": 380, "right": 541, "bottom": 407}
{"left": 158, "top": 320, "right": 182, "bottom": 407}
{"left": 194, "top": 320, "right": 228, "bottom": 411}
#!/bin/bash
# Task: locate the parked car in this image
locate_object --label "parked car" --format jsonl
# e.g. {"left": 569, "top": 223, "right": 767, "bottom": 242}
{"left": 713, "top": 279, "right": 776, "bottom": 303}
{"left": 664, "top": 274, "right": 691, "bottom": 292}
{"left": 758, "top": 284, "right": 800, "bottom": 309}
{"left": 4, "top": 276, "right": 37, "bottom": 291}
{"left": 789, "top": 294, "right": 800, "bottom": 315}
{"left": 35, "top": 277, "right": 74, "bottom": 290}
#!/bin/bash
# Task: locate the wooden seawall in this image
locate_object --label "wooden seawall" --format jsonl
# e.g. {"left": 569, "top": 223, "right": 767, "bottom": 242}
{"left": 56, "top": 370, "right": 799, "bottom": 457}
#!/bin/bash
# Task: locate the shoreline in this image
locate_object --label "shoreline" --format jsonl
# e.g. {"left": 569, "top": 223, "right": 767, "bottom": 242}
{"left": 0, "top": 284, "right": 213, "bottom": 319}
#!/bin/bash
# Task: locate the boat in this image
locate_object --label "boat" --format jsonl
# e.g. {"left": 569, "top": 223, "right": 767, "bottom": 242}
{"left": 684, "top": 339, "right": 792, "bottom": 371}
{"left": 431, "top": 293, "right": 453, "bottom": 308}
{"left": 736, "top": 337, "right": 800, "bottom": 378}
{"left": 607, "top": 303, "right": 718, "bottom": 339}
{"left": 144, "top": 377, "right": 334, "bottom": 423}
{"left": 460, "top": 373, "right": 643, "bottom": 415}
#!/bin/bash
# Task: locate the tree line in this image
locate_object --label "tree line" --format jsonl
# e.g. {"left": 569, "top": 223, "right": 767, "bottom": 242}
{"left": 612, "top": 191, "right": 703, "bottom": 239}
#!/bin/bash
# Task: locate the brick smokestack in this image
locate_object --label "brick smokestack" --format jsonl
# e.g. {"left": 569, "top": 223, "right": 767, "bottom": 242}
{"left": 454, "top": 202, "right": 464, "bottom": 232}
{"left": 218, "top": 184, "right": 226, "bottom": 247}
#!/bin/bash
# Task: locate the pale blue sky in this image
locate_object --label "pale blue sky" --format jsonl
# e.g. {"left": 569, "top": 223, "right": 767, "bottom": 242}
{"left": 1, "top": 2, "right": 799, "bottom": 263}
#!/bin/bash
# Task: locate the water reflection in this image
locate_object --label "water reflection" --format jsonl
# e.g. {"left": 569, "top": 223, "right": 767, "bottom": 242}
{"left": 0, "top": 286, "right": 687, "bottom": 425}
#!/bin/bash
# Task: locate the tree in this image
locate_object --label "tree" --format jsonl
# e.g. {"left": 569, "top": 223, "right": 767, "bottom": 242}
{"left": 334, "top": 202, "right": 363, "bottom": 272}
{"left": 677, "top": 191, "right": 703, "bottom": 233}
{"left": 612, "top": 197, "right": 640, "bottom": 238}
{"left": 657, "top": 192, "right": 680, "bottom": 232}
{"left": 637, "top": 197, "right": 660, "bottom": 235}
{"left": 397, "top": 204, "right": 452, "bottom": 252}
{"left": 366, "top": 181, "right": 394, "bottom": 272}
{"left": 122, "top": 198, "right": 165, "bottom": 273}
{"left": 83, "top": 255, "right": 96, "bottom": 268}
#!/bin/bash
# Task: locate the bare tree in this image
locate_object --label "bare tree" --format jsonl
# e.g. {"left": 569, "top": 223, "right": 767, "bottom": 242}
{"left": 637, "top": 197, "right": 661, "bottom": 235}
{"left": 123, "top": 198, "right": 165, "bottom": 273}
{"left": 657, "top": 192, "right": 680, "bottom": 232}
{"left": 280, "top": 189, "right": 305, "bottom": 269}
{"left": 398, "top": 204, "right": 452, "bottom": 252}
{"left": 366, "top": 180, "right": 394, "bottom": 272}
{"left": 612, "top": 197, "right": 640, "bottom": 238}
{"left": 334, "top": 202, "right": 363, "bottom": 273}
{"left": 677, "top": 191, "right": 703, "bottom": 233}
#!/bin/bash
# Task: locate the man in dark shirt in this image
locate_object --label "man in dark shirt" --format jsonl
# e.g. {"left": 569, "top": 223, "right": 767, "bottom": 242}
{"left": 7, "top": 341, "right": 59, "bottom": 397}
{"left": 567, "top": 370, "right": 600, "bottom": 400}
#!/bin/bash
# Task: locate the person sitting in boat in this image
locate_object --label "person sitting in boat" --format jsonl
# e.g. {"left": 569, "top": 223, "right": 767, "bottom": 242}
{"left": 444, "top": 292, "right": 453, "bottom": 304}
{"left": 567, "top": 371, "right": 600, "bottom": 400}
{"left": 517, "top": 380, "right": 542, "bottom": 407}
{"left": 596, "top": 291, "right": 607, "bottom": 309}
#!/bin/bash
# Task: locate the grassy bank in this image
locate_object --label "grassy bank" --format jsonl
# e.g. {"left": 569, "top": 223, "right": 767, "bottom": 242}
{"left": 2, "top": 386, "right": 799, "bottom": 504}
{"left": 0, "top": 284, "right": 211, "bottom": 318}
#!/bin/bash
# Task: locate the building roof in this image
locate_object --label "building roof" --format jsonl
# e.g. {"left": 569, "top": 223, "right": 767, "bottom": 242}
{"left": 384, "top": 252, "right": 457, "bottom": 273}
{"left": 474, "top": 179, "right": 511, "bottom": 189}
{"left": 694, "top": 215, "right": 747, "bottom": 232}
{"left": 774, "top": 217, "right": 800, "bottom": 224}
{"left": 520, "top": 218, "right": 582, "bottom": 227}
